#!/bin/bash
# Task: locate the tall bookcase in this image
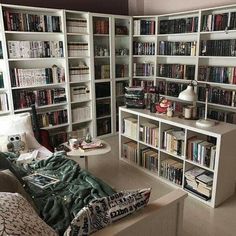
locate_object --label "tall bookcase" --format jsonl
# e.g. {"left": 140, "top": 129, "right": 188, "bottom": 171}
{"left": 64, "top": 10, "right": 94, "bottom": 139}
{"left": 133, "top": 5, "right": 236, "bottom": 124}
{"left": 91, "top": 13, "right": 132, "bottom": 137}
{"left": 119, "top": 106, "right": 236, "bottom": 207}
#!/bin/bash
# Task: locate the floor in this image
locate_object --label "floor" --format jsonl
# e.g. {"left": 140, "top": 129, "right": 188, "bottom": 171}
{"left": 69, "top": 135, "right": 236, "bottom": 236}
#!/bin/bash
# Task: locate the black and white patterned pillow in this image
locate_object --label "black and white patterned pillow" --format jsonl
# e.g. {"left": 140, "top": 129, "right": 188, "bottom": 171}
{"left": 64, "top": 188, "right": 151, "bottom": 236}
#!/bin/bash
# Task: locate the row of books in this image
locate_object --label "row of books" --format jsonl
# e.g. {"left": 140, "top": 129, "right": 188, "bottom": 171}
{"left": 68, "top": 42, "right": 88, "bottom": 57}
{"left": 0, "top": 93, "right": 8, "bottom": 111}
{"left": 116, "top": 82, "right": 126, "bottom": 96}
{"left": 185, "top": 167, "right": 213, "bottom": 200}
{"left": 132, "top": 79, "right": 154, "bottom": 92}
{"left": 159, "top": 17, "right": 198, "bottom": 34}
{"left": 133, "top": 62, "right": 155, "bottom": 76}
{"left": 198, "top": 87, "right": 235, "bottom": 107}
{"left": 133, "top": 41, "right": 155, "bottom": 55}
{"left": 71, "top": 85, "right": 90, "bottom": 102}
{"left": 69, "top": 64, "right": 89, "bottom": 81}
{"left": 197, "top": 107, "right": 236, "bottom": 124}
{"left": 38, "top": 109, "right": 68, "bottom": 128}
{"left": 8, "top": 40, "right": 64, "bottom": 58}
{"left": 140, "top": 147, "right": 158, "bottom": 173}
{"left": 72, "top": 106, "right": 91, "bottom": 123}
{"left": 139, "top": 122, "right": 159, "bottom": 147}
{"left": 157, "top": 81, "right": 187, "bottom": 97}
{"left": 160, "top": 158, "right": 183, "bottom": 186}
{"left": 66, "top": 18, "right": 87, "bottom": 33}
{"left": 158, "top": 64, "right": 195, "bottom": 80}
{"left": 159, "top": 41, "right": 197, "bottom": 56}
{"left": 97, "top": 117, "right": 111, "bottom": 136}
{"left": 95, "top": 83, "right": 110, "bottom": 98}
{"left": 13, "top": 88, "right": 66, "bottom": 109}
{"left": 10, "top": 66, "right": 65, "bottom": 87}
{"left": 201, "top": 12, "right": 236, "bottom": 32}
{"left": 50, "top": 131, "right": 68, "bottom": 148}
{"left": 198, "top": 66, "right": 236, "bottom": 84}
{"left": 122, "top": 117, "right": 138, "bottom": 140}
{"left": 163, "top": 129, "right": 185, "bottom": 156}
{"left": 93, "top": 20, "right": 109, "bottom": 34}
{"left": 133, "top": 20, "right": 155, "bottom": 35}
{"left": 3, "top": 11, "right": 61, "bottom": 32}
{"left": 95, "top": 64, "right": 110, "bottom": 79}
{"left": 96, "top": 99, "right": 111, "bottom": 118}
{"left": 0, "top": 72, "right": 3, "bottom": 88}
{"left": 187, "top": 137, "right": 216, "bottom": 169}
{"left": 122, "top": 141, "right": 138, "bottom": 164}
{"left": 200, "top": 39, "right": 236, "bottom": 56}
{"left": 115, "top": 64, "right": 129, "bottom": 78}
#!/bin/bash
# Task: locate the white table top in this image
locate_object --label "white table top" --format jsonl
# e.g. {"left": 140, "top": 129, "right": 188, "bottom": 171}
{"left": 66, "top": 140, "right": 111, "bottom": 157}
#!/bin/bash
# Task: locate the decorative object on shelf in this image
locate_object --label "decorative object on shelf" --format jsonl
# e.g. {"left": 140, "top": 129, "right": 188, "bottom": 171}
{"left": 178, "top": 80, "right": 197, "bottom": 120}
{"left": 195, "top": 84, "right": 216, "bottom": 128}
{"left": 156, "top": 97, "right": 172, "bottom": 114}
{"left": 166, "top": 106, "right": 174, "bottom": 117}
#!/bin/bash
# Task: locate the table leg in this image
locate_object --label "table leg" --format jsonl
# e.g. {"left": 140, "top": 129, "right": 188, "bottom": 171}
{"left": 85, "top": 156, "right": 88, "bottom": 170}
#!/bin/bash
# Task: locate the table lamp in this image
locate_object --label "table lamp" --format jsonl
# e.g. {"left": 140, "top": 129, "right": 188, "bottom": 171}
{"left": 178, "top": 81, "right": 216, "bottom": 128}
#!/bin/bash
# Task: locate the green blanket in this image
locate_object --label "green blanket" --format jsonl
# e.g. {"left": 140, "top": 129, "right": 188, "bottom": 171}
{"left": 1, "top": 152, "right": 115, "bottom": 235}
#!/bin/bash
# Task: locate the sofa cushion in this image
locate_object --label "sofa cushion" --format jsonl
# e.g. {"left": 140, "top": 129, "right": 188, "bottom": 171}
{"left": 0, "top": 169, "right": 37, "bottom": 211}
{"left": 0, "top": 192, "right": 58, "bottom": 236}
{"left": 64, "top": 188, "right": 151, "bottom": 236}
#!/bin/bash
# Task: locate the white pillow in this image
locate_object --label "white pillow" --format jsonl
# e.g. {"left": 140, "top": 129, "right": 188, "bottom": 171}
{"left": 0, "top": 132, "right": 29, "bottom": 153}
{"left": 0, "top": 113, "right": 41, "bottom": 149}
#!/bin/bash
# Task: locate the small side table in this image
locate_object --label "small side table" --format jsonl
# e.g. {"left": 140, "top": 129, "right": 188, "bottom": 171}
{"left": 66, "top": 140, "right": 111, "bottom": 170}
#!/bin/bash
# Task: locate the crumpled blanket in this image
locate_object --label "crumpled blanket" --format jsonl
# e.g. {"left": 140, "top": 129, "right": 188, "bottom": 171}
{"left": 1, "top": 152, "right": 115, "bottom": 235}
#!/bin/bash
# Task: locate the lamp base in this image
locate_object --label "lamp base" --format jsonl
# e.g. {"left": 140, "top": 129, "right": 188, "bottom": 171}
{"left": 196, "top": 119, "right": 216, "bottom": 128}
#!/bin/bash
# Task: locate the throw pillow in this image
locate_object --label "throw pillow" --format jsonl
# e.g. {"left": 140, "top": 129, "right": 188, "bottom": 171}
{"left": 0, "top": 132, "right": 29, "bottom": 153}
{"left": 0, "top": 192, "right": 58, "bottom": 236}
{"left": 0, "top": 112, "right": 41, "bottom": 149}
{"left": 64, "top": 188, "right": 151, "bottom": 236}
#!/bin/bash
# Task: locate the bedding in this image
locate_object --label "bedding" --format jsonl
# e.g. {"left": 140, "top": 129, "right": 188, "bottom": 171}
{"left": 0, "top": 152, "right": 115, "bottom": 235}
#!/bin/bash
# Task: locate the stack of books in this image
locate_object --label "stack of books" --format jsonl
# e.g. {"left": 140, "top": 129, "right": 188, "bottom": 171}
{"left": 185, "top": 167, "right": 213, "bottom": 200}
{"left": 79, "top": 139, "right": 103, "bottom": 152}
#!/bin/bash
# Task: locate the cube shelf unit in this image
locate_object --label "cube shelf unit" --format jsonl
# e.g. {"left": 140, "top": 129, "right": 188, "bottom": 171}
{"left": 119, "top": 106, "right": 236, "bottom": 207}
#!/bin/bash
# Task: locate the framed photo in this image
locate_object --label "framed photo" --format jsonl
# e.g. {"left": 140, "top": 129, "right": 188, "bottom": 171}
{"left": 23, "top": 173, "right": 60, "bottom": 189}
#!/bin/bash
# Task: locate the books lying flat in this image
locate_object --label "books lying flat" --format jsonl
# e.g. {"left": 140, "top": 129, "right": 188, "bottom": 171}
{"left": 79, "top": 139, "right": 103, "bottom": 152}
{"left": 23, "top": 173, "right": 60, "bottom": 189}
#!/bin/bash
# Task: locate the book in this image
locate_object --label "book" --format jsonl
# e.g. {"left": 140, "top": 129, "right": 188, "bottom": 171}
{"left": 23, "top": 173, "right": 60, "bottom": 189}
{"left": 17, "top": 150, "right": 39, "bottom": 164}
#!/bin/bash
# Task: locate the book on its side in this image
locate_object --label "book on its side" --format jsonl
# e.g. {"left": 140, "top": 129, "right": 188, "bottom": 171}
{"left": 23, "top": 173, "right": 60, "bottom": 189}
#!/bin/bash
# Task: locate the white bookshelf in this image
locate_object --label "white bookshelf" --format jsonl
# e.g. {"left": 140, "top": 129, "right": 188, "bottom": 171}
{"left": 119, "top": 106, "right": 236, "bottom": 207}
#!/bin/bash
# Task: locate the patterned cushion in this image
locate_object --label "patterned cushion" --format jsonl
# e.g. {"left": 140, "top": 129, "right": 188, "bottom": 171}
{"left": 64, "top": 188, "right": 151, "bottom": 236}
{"left": 0, "top": 192, "right": 58, "bottom": 236}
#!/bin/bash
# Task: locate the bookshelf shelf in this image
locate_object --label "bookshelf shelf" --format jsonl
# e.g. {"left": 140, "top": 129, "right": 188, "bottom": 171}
{"left": 119, "top": 106, "right": 236, "bottom": 207}
{"left": 14, "top": 102, "right": 68, "bottom": 112}
{"left": 157, "top": 32, "right": 198, "bottom": 37}
{"left": 93, "top": 34, "right": 109, "bottom": 37}
{"left": 94, "top": 79, "right": 111, "bottom": 83}
{"left": 66, "top": 32, "right": 89, "bottom": 36}
{"left": 8, "top": 57, "right": 65, "bottom": 61}
{"left": 68, "top": 56, "right": 90, "bottom": 59}
{"left": 11, "top": 83, "right": 66, "bottom": 90}
{"left": 72, "top": 118, "right": 92, "bottom": 125}
{"left": 96, "top": 114, "right": 111, "bottom": 120}
{"left": 71, "top": 99, "right": 92, "bottom": 104}
{"left": 5, "top": 31, "right": 64, "bottom": 35}
{"left": 41, "top": 123, "right": 69, "bottom": 130}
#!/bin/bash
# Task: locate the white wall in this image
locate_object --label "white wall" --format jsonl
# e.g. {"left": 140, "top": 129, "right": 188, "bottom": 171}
{"left": 129, "top": 0, "right": 236, "bottom": 15}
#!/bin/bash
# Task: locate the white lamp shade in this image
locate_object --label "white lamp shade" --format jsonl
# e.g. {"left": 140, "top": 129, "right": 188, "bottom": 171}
{"left": 178, "top": 85, "right": 197, "bottom": 102}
